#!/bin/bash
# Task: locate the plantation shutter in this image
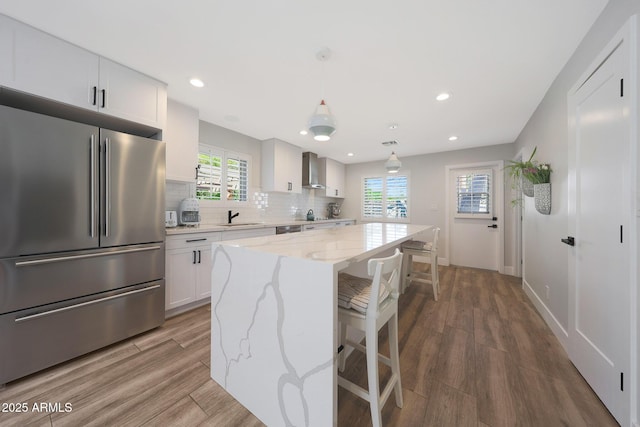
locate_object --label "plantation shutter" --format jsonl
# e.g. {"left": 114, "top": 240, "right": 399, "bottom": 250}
{"left": 386, "top": 175, "right": 408, "bottom": 218}
{"left": 363, "top": 177, "right": 383, "bottom": 218}
{"left": 456, "top": 169, "right": 492, "bottom": 216}
{"left": 197, "top": 147, "right": 223, "bottom": 200}
{"left": 227, "top": 155, "right": 248, "bottom": 202}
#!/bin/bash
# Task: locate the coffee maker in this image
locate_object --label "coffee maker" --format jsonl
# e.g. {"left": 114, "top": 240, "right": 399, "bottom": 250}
{"left": 327, "top": 202, "right": 341, "bottom": 218}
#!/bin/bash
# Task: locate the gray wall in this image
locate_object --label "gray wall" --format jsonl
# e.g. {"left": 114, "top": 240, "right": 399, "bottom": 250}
{"left": 342, "top": 143, "right": 517, "bottom": 270}
{"left": 513, "top": 0, "right": 639, "bottom": 421}
{"left": 514, "top": 0, "right": 639, "bottom": 335}
{"left": 199, "top": 120, "right": 262, "bottom": 190}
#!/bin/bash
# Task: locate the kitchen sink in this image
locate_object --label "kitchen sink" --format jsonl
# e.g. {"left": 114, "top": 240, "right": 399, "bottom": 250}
{"left": 218, "top": 222, "right": 262, "bottom": 227}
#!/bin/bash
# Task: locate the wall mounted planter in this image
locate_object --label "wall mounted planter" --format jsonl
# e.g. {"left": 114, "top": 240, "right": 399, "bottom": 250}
{"left": 534, "top": 183, "right": 551, "bottom": 215}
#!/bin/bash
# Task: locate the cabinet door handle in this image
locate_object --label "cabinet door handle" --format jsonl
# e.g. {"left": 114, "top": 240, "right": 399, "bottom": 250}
{"left": 197, "top": 250, "right": 201, "bottom": 264}
{"left": 186, "top": 238, "right": 207, "bottom": 243}
{"left": 101, "top": 89, "right": 106, "bottom": 108}
{"left": 192, "top": 250, "right": 197, "bottom": 264}
{"left": 335, "top": 189, "right": 338, "bottom": 196}
{"left": 92, "top": 86, "right": 97, "bottom": 106}
{"left": 288, "top": 182, "right": 292, "bottom": 191}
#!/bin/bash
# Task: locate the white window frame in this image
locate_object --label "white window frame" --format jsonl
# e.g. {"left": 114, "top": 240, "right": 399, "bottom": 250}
{"left": 454, "top": 168, "right": 493, "bottom": 219}
{"left": 361, "top": 173, "right": 410, "bottom": 223}
{"left": 197, "top": 144, "right": 251, "bottom": 207}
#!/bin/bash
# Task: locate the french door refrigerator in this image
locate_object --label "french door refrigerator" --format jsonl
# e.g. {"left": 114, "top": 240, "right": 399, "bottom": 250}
{"left": 0, "top": 105, "right": 166, "bottom": 385}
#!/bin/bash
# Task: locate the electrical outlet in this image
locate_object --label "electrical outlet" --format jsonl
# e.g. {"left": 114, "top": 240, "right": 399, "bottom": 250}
{"left": 545, "top": 285, "right": 550, "bottom": 300}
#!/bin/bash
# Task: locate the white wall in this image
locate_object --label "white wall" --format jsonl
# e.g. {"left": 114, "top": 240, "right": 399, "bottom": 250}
{"left": 342, "top": 143, "right": 517, "bottom": 270}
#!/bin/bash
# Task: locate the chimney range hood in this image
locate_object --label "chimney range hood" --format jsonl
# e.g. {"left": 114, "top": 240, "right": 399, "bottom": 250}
{"left": 302, "top": 151, "right": 325, "bottom": 189}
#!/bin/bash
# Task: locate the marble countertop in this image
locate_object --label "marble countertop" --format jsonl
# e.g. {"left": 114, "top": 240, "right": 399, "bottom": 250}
{"left": 215, "top": 222, "right": 432, "bottom": 268}
{"left": 165, "top": 218, "right": 355, "bottom": 235}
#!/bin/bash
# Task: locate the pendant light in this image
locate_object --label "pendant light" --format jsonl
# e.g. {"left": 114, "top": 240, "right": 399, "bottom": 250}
{"left": 308, "top": 48, "right": 336, "bottom": 141}
{"left": 385, "top": 152, "right": 402, "bottom": 173}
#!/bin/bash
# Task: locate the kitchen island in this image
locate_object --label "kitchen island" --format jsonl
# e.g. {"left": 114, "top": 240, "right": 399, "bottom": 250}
{"left": 209, "top": 222, "right": 432, "bottom": 426}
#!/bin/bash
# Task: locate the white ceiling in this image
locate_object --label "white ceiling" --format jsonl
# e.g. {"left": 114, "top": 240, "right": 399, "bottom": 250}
{"left": 0, "top": 0, "right": 608, "bottom": 164}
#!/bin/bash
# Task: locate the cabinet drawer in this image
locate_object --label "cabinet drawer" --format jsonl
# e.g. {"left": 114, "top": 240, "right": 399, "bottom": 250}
{"left": 0, "top": 281, "right": 164, "bottom": 384}
{"left": 0, "top": 244, "right": 164, "bottom": 315}
{"left": 166, "top": 232, "right": 221, "bottom": 250}
{"left": 221, "top": 227, "right": 275, "bottom": 241}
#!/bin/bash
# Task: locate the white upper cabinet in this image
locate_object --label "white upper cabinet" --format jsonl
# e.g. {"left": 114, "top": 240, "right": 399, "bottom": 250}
{"left": 0, "top": 14, "right": 99, "bottom": 110}
{"left": 165, "top": 100, "right": 199, "bottom": 182}
{"left": 261, "top": 138, "right": 302, "bottom": 193}
{"left": 319, "top": 157, "right": 345, "bottom": 198}
{"left": 0, "top": 14, "right": 167, "bottom": 130}
{"left": 98, "top": 58, "right": 167, "bottom": 129}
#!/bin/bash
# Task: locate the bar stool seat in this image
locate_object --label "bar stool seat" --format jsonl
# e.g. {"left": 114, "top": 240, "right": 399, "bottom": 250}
{"left": 337, "top": 248, "right": 403, "bottom": 427}
{"left": 401, "top": 227, "right": 440, "bottom": 300}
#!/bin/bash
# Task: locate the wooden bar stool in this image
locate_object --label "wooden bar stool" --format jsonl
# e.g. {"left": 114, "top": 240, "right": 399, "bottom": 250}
{"left": 400, "top": 227, "right": 440, "bottom": 300}
{"left": 337, "top": 248, "right": 403, "bottom": 427}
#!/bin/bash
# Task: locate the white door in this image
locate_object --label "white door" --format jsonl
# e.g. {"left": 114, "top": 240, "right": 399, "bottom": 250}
{"left": 567, "top": 21, "right": 633, "bottom": 426}
{"left": 447, "top": 162, "right": 503, "bottom": 271}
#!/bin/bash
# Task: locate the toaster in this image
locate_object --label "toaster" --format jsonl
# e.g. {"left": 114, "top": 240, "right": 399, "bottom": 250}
{"left": 165, "top": 210, "right": 178, "bottom": 228}
{"left": 178, "top": 198, "right": 200, "bottom": 226}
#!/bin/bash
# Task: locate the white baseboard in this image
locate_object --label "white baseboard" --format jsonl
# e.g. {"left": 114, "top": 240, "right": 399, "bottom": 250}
{"left": 165, "top": 298, "right": 210, "bottom": 319}
{"left": 504, "top": 266, "right": 515, "bottom": 276}
{"left": 522, "top": 278, "right": 569, "bottom": 352}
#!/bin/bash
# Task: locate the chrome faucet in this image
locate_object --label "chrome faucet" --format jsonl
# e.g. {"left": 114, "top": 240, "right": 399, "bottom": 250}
{"left": 228, "top": 210, "right": 240, "bottom": 224}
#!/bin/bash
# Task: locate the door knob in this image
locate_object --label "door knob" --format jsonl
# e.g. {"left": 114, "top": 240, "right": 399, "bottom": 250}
{"left": 487, "top": 224, "right": 498, "bottom": 229}
{"left": 561, "top": 236, "right": 575, "bottom": 246}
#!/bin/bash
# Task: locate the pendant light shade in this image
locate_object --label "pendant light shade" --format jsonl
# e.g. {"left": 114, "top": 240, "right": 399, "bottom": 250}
{"left": 308, "top": 100, "right": 336, "bottom": 141}
{"left": 385, "top": 152, "right": 402, "bottom": 173}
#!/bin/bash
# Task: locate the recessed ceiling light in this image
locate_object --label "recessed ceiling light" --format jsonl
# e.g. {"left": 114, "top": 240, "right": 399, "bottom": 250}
{"left": 448, "top": 135, "right": 458, "bottom": 141}
{"left": 299, "top": 130, "right": 308, "bottom": 135}
{"left": 347, "top": 152, "right": 354, "bottom": 157}
{"left": 388, "top": 123, "right": 399, "bottom": 130}
{"left": 190, "top": 78, "right": 204, "bottom": 88}
{"left": 436, "top": 92, "right": 451, "bottom": 101}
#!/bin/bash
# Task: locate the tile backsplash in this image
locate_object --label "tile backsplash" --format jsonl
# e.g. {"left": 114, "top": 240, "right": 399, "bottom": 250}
{"left": 166, "top": 181, "right": 342, "bottom": 225}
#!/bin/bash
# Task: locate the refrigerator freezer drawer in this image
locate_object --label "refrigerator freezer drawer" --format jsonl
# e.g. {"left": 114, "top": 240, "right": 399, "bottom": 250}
{"left": 0, "top": 244, "right": 164, "bottom": 315}
{"left": 0, "top": 281, "right": 164, "bottom": 385}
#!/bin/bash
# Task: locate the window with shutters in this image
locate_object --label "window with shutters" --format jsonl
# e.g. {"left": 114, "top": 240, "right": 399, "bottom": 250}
{"left": 455, "top": 169, "right": 492, "bottom": 218}
{"left": 197, "top": 145, "right": 250, "bottom": 205}
{"left": 362, "top": 174, "right": 409, "bottom": 221}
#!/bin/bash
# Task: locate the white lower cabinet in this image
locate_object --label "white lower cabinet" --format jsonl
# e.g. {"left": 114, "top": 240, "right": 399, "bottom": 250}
{"left": 165, "top": 232, "right": 220, "bottom": 311}
{"left": 303, "top": 220, "right": 355, "bottom": 231}
{"left": 165, "top": 227, "right": 276, "bottom": 314}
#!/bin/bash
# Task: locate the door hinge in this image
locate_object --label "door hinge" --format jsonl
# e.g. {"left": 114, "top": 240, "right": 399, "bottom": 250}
{"left": 620, "top": 78, "right": 624, "bottom": 97}
{"left": 621, "top": 372, "right": 624, "bottom": 391}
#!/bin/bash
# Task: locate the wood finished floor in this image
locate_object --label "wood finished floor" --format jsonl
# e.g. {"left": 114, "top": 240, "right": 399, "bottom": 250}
{"left": 0, "top": 265, "right": 618, "bottom": 426}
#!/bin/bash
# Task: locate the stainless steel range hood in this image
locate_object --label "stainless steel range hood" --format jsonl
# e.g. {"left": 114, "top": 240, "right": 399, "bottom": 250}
{"left": 302, "top": 151, "right": 325, "bottom": 189}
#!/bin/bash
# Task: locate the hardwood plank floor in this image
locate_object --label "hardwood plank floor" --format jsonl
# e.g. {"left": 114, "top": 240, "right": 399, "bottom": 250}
{"left": 0, "top": 265, "right": 618, "bottom": 426}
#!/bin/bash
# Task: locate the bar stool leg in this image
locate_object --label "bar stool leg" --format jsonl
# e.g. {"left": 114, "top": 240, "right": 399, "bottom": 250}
{"left": 401, "top": 251, "right": 412, "bottom": 293}
{"left": 338, "top": 322, "right": 347, "bottom": 372}
{"left": 366, "top": 325, "right": 382, "bottom": 427}
{"left": 431, "top": 252, "right": 439, "bottom": 301}
{"left": 389, "top": 312, "right": 403, "bottom": 408}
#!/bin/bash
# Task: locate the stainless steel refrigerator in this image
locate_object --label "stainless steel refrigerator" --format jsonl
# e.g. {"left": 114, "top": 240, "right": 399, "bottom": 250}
{"left": 0, "top": 105, "right": 166, "bottom": 385}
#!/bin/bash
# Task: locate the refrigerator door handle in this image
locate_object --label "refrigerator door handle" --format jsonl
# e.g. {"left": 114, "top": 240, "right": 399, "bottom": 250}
{"left": 15, "top": 245, "right": 162, "bottom": 267}
{"left": 90, "top": 135, "right": 96, "bottom": 238}
{"left": 104, "top": 137, "right": 111, "bottom": 237}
